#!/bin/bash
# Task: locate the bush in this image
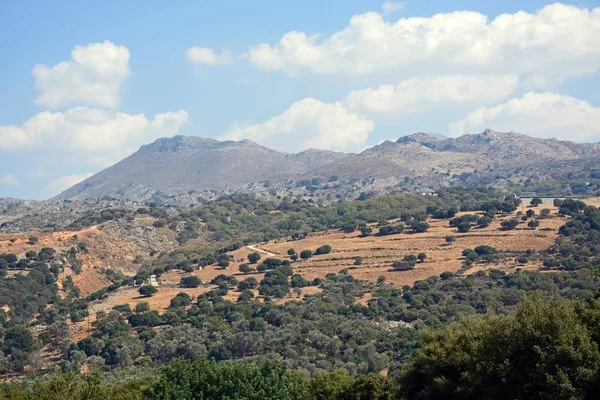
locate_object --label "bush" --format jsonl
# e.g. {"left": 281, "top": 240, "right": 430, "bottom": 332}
{"left": 180, "top": 276, "right": 202, "bottom": 288}
{"left": 457, "top": 221, "right": 471, "bottom": 233}
{"left": 393, "top": 261, "right": 415, "bottom": 271}
{"left": 139, "top": 285, "right": 158, "bottom": 297}
{"left": 315, "top": 245, "right": 332, "bottom": 255}
{"left": 445, "top": 235, "right": 456, "bottom": 244}
{"left": 501, "top": 219, "right": 519, "bottom": 230}
{"left": 247, "top": 252, "right": 261, "bottom": 264}
{"left": 170, "top": 292, "right": 192, "bottom": 308}
{"left": 239, "top": 264, "right": 253, "bottom": 274}
{"left": 300, "top": 250, "right": 313, "bottom": 260}
{"left": 238, "top": 277, "right": 258, "bottom": 291}
{"left": 411, "top": 221, "right": 430, "bottom": 233}
{"left": 135, "top": 302, "right": 150, "bottom": 313}
{"left": 530, "top": 197, "right": 543, "bottom": 206}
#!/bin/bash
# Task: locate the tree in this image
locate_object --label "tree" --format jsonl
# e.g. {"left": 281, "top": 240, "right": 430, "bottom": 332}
{"left": 170, "top": 292, "right": 192, "bottom": 308}
{"left": 530, "top": 197, "right": 543, "bottom": 206}
{"left": 139, "top": 285, "right": 158, "bottom": 297}
{"left": 238, "top": 277, "right": 258, "bottom": 291}
{"left": 180, "top": 276, "right": 201, "bottom": 288}
{"left": 293, "top": 287, "right": 303, "bottom": 298}
{"left": 287, "top": 248, "right": 296, "bottom": 257}
{"left": 28, "top": 236, "right": 39, "bottom": 245}
{"left": 393, "top": 261, "right": 415, "bottom": 271}
{"left": 445, "top": 235, "right": 456, "bottom": 244}
{"left": 359, "top": 225, "right": 373, "bottom": 236}
{"left": 399, "top": 298, "right": 600, "bottom": 400}
{"left": 135, "top": 302, "right": 150, "bottom": 313}
{"left": 526, "top": 209, "right": 535, "bottom": 218}
{"left": 501, "top": 219, "right": 519, "bottom": 230}
{"left": 417, "top": 253, "right": 427, "bottom": 262}
{"left": 353, "top": 256, "right": 363, "bottom": 266}
{"left": 528, "top": 219, "right": 540, "bottom": 229}
{"left": 411, "top": 221, "right": 430, "bottom": 233}
{"left": 239, "top": 264, "right": 253, "bottom": 274}
{"left": 540, "top": 208, "right": 551, "bottom": 218}
{"left": 217, "top": 253, "right": 230, "bottom": 269}
{"left": 300, "top": 250, "right": 313, "bottom": 260}
{"left": 247, "top": 252, "right": 261, "bottom": 264}
{"left": 315, "top": 245, "right": 332, "bottom": 255}
{"left": 457, "top": 221, "right": 471, "bottom": 233}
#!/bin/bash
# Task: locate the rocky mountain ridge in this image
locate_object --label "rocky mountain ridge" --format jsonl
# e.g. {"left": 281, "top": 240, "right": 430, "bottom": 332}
{"left": 52, "top": 130, "right": 600, "bottom": 201}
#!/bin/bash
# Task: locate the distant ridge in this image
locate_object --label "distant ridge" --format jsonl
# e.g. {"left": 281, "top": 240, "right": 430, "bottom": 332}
{"left": 54, "top": 130, "right": 600, "bottom": 201}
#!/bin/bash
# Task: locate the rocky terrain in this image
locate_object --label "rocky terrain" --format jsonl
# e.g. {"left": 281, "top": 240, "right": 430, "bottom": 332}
{"left": 10, "top": 129, "right": 600, "bottom": 204}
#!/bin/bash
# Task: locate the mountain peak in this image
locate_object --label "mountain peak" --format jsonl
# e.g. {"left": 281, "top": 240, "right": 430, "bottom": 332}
{"left": 397, "top": 132, "right": 444, "bottom": 148}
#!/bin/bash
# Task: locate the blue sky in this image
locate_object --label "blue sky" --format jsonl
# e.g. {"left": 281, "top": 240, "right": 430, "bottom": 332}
{"left": 1, "top": 0, "right": 599, "bottom": 200}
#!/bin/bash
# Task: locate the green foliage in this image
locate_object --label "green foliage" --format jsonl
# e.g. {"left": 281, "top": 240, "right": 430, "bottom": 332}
{"left": 400, "top": 297, "right": 600, "bottom": 399}
{"left": 314, "top": 245, "right": 332, "bottom": 255}
{"left": 247, "top": 252, "right": 261, "bottom": 264}
{"left": 300, "top": 250, "right": 313, "bottom": 260}
{"left": 500, "top": 219, "right": 519, "bottom": 230}
{"left": 139, "top": 285, "right": 158, "bottom": 297}
{"left": 239, "top": 263, "right": 253, "bottom": 274}
{"left": 180, "top": 276, "right": 201, "bottom": 288}
{"left": 148, "top": 358, "right": 311, "bottom": 400}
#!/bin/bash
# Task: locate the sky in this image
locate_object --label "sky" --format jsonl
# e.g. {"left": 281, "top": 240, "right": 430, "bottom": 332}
{"left": 1, "top": 0, "right": 600, "bottom": 200}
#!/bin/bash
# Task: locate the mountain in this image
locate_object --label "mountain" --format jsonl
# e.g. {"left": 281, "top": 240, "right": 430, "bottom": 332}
{"left": 54, "top": 130, "right": 600, "bottom": 201}
{"left": 55, "top": 136, "right": 346, "bottom": 201}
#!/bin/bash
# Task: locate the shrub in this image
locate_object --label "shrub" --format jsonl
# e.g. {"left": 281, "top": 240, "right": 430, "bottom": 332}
{"left": 300, "top": 250, "right": 313, "bottom": 260}
{"left": 457, "top": 221, "right": 471, "bottom": 233}
{"left": 501, "top": 219, "right": 519, "bottom": 230}
{"left": 247, "top": 252, "right": 261, "bottom": 264}
{"left": 139, "top": 285, "right": 158, "bottom": 297}
{"left": 239, "top": 264, "right": 253, "bottom": 274}
{"left": 315, "top": 245, "right": 332, "bottom": 255}
{"left": 180, "top": 276, "right": 202, "bottom": 288}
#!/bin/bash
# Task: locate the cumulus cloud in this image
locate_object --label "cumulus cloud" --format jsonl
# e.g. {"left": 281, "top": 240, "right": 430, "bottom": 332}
{"left": 0, "top": 175, "right": 19, "bottom": 186}
{"left": 0, "top": 107, "right": 189, "bottom": 166}
{"left": 246, "top": 3, "right": 600, "bottom": 85}
{"left": 344, "top": 75, "right": 518, "bottom": 115}
{"left": 449, "top": 92, "right": 600, "bottom": 142}
{"left": 223, "top": 98, "right": 374, "bottom": 152}
{"left": 41, "top": 173, "right": 94, "bottom": 199}
{"left": 33, "top": 41, "right": 131, "bottom": 109}
{"left": 186, "top": 47, "right": 233, "bottom": 66}
{"left": 382, "top": 1, "right": 405, "bottom": 14}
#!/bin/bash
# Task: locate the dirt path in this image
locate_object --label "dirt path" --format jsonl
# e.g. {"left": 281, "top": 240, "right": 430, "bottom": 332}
{"left": 246, "top": 244, "right": 277, "bottom": 256}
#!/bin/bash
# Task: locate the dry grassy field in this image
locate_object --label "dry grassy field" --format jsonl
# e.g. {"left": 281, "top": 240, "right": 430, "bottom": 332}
{"left": 229, "top": 203, "right": 567, "bottom": 287}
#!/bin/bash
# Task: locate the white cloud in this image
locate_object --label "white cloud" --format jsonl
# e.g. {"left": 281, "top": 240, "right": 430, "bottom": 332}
{"left": 223, "top": 97, "right": 374, "bottom": 152}
{"left": 382, "top": 1, "right": 405, "bottom": 14}
{"left": 0, "top": 175, "right": 19, "bottom": 186}
{"left": 186, "top": 47, "right": 232, "bottom": 66}
{"left": 0, "top": 107, "right": 189, "bottom": 166}
{"left": 449, "top": 92, "right": 600, "bottom": 142}
{"left": 246, "top": 3, "right": 600, "bottom": 85}
{"left": 33, "top": 41, "right": 131, "bottom": 109}
{"left": 41, "top": 173, "right": 93, "bottom": 199}
{"left": 344, "top": 75, "right": 519, "bottom": 115}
